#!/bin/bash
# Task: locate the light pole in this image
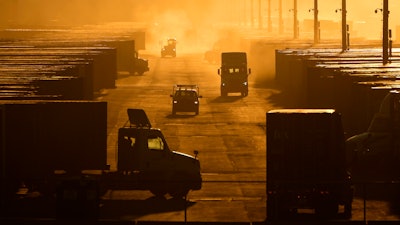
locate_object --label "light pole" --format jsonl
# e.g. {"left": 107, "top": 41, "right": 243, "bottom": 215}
{"left": 314, "top": 0, "right": 319, "bottom": 44}
{"left": 336, "top": 0, "right": 348, "bottom": 51}
{"left": 258, "top": 0, "right": 262, "bottom": 29}
{"left": 383, "top": 0, "right": 389, "bottom": 64}
{"left": 293, "top": 0, "right": 298, "bottom": 39}
{"left": 279, "top": 0, "right": 283, "bottom": 34}
{"left": 268, "top": 0, "right": 272, "bottom": 32}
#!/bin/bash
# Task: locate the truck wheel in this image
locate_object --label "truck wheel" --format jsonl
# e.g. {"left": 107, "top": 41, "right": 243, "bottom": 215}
{"left": 343, "top": 202, "right": 352, "bottom": 219}
{"left": 168, "top": 174, "right": 190, "bottom": 198}
{"left": 137, "top": 70, "right": 144, "bottom": 76}
{"left": 169, "top": 188, "right": 189, "bottom": 199}
{"left": 150, "top": 189, "right": 167, "bottom": 198}
{"left": 315, "top": 202, "right": 338, "bottom": 218}
{"left": 267, "top": 198, "right": 292, "bottom": 221}
{"left": 221, "top": 89, "right": 227, "bottom": 97}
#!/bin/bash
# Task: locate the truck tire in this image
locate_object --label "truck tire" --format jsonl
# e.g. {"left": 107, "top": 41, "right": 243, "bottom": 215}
{"left": 137, "top": 70, "right": 145, "bottom": 76}
{"left": 343, "top": 202, "right": 352, "bottom": 219}
{"left": 221, "top": 89, "right": 227, "bottom": 97}
{"left": 315, "top": 201, "right": 338, "bottom": 218}
{"left": 267, "top": 198, "right": 292, "bottom": 221}
{"left": 168, "top": 174, "right": 190, "bottom": 198}
{"left": 169, "top": 188, "right": 189, "bottom": 199}
{"left": 150, "top": 189, "right": 168, "bottom": 198}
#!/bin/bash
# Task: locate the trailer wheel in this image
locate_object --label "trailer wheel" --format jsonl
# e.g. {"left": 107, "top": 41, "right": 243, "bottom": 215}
{"left": 267, "top": 197, "right": 293, "bottom": 220}
{"left": 315, "top": 202, "right": 338, "bottom": 218}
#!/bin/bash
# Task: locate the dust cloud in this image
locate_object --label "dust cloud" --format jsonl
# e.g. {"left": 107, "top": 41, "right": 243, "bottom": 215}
{"left": 1, "top": 0, "right": 399, "bottom": 82}
{"left": 2, "top": 1, "right": 399, "bottom": 46}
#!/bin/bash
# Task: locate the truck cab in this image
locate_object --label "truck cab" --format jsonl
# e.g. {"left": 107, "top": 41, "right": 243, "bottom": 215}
{"left": 132, "top": 50, "right": 149, "bottom": 75}
{"left": 115, "top": 109, "right": 202, "bottom": 198}
{"left": 346, "top": 90, "right": 400, "bottom": 180}
{"left": 218, "top": 52, "right": 251, "bottom": 97}
{"left": 161, "top": 38, "right": 177, "bottom": 58}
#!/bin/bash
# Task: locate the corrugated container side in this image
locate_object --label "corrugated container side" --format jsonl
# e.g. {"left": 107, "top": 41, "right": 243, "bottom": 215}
{"left": 267, "top": 110, "right": 347, "bottom": 183}
{"left": 1, "top": 101, "right": 107, "bottom": 179}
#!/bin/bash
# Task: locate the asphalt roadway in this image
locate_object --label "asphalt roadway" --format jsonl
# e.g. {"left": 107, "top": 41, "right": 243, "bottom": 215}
{"left": 95, "top": 49, "right": 400, "bottom": 224}
{"left": 98, "top": 50, "right": 268, "bottom": 223}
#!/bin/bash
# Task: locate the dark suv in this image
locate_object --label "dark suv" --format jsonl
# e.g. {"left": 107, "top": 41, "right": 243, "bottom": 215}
{"left": 170, "top": 85, "right": 202, "bottom": 115}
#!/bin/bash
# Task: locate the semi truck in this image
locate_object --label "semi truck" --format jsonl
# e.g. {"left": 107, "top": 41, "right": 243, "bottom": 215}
{"left": 132, "top": 50, "right": 149, "bottom": 75}
{"left": 266, "top": 109, "right": 353, "bottom": 220}
{"left": 1, "top": 101, "right": 201, "bottom": 217}
{"left": 217, "top": 52, "right": 251, "bottom": 97}
{"left": 346, "top": 90, "right": 400, "bottom": 180}
{"left": 109, "top": 108, "right": 202, "bottom": 198}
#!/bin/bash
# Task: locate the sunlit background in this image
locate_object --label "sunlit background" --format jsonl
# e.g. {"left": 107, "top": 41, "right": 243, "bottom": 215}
{"left": 1, "top": 0, "right": 399, "bottom": 51}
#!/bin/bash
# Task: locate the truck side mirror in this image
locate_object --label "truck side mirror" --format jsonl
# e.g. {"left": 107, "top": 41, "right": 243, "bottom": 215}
{"left": 218, "top": 69, "right": 221, "bottom": 75}
{"left": 248, "top": 68, "right": 251, "bottom": 75}
{"left": 194, "top": 150, "right": 199, "bottom": 159}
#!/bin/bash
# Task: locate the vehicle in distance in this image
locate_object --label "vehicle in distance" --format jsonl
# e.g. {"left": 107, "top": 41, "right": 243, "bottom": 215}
{"left": 161, "top": 38, "right": 177, "bottom": 57}
{"left": 170, "top": 84, "right": 202, "bottom": 115}
{"left": 218, "top": 52, "right": 251, "bottom": 97}
{"left": 266, "top": 109, "right": 353, "bottom": 220}
{"left": 132, "top": 50, "right": 149, "bottom": 75}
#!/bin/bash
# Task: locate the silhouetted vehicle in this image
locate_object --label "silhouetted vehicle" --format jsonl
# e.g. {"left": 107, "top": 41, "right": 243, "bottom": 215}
{"left": 266, "top": 109, "right": 353, "bottom": 220}
{"left": 0, "top": 100, "right": 108, "bottom": 212}
{"left": 218, "top": 52, "right": 251, "bottom": 97}
{"left": 0, "top": 102, "right": 201, "bottom": 212}
{"left": 346, "top": 90, "right": 400, "bottom": 180}
{"left": 161, "top": 38, "right": 176, "bottom": 57}
{"left": 112, "top": 108, "right": 202, "bottom": 198}
{"left": 132, "top": 50, "right": 149, "bottom": 75}
{"left": 170, "top": 84, "right": 202, "bottom": 115}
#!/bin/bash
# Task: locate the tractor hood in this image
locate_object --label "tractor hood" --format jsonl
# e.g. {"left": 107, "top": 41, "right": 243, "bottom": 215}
{"left": 172, "top": 150, "right": 197, "bottom": 160}
{"left": 171, "top": 150, "right": 201, "bottom": 171}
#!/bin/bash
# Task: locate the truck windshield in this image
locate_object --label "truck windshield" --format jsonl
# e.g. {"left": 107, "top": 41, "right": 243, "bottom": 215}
{"left": 148, "top": 136, "right": 164, "bottom": 151}
{"left": 224, "top": 67, "right": 246, "bottom": 74}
